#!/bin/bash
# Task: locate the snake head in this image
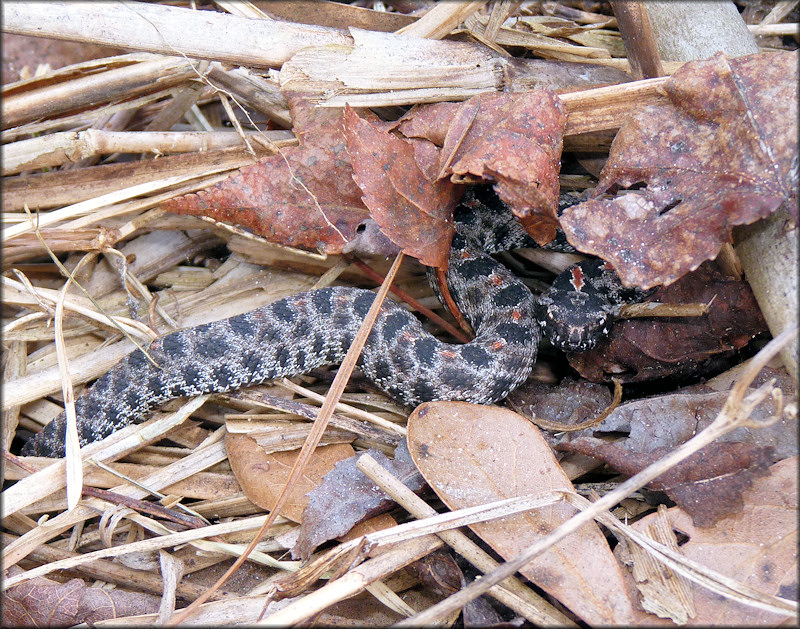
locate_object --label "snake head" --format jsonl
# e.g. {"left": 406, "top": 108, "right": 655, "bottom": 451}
{"left": 536, "top": 289, "right": 611, "bottom": 353}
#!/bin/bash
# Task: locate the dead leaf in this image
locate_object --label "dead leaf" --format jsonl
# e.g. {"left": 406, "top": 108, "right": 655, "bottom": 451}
{"left": 163, "top": 94, "right": 369, "bottom": 253}
{"left": 567, "top": 263, "right": 768, "bottom": 382}
{"left": 560, "top": 51, "right": 798, "bottom": 288}
{"left": 407, "top": 401, "right": 636, "bottom": 625}
{"left": 397, "top": 90, "right": 568, "bottom": 243}
{"left": 343, "top": 105, "right": 460, "bottom": 267}
{"left": 2, "top": 566, "right": 160, "bottom": 627}
{"left": 617, "top": 456, "right": 798, "bottom": 626}
{"left": 293, "top": 440, "right": 425, "bottom": 560}
{"left": 225, "top": 433, "right": 355, "bottom": 522}
{"left": 549, "top": 366, "right": 798, "bottom": 459}
{"left": 559, "top": 440, "right": 777, "bottom": 527}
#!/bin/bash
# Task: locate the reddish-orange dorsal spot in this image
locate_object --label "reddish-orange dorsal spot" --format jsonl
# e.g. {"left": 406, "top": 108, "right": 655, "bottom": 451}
{"left": 570, "top": 266, "right": 585, "bottom": 291}
{"left": 511, "top": 309, "right": 522, "bottom": 321}
{"left": 490, "top": 340, "right": 506, "bottom": 351}
{"left": 460, "top": 250, "right": 471, "bottom": 260}
{"left": 490, "top": 274, "right": 504, "bottom": 286}
{"left": 440, "top": 349, "right": 458, "bottom": 360}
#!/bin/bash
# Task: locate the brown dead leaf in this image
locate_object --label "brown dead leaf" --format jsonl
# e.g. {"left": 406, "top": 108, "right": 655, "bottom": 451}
{"left": 3, "top": 566, "right": 160, "bottom": 627}
{"left": 567, "top": 263, "right": 768, "bottom": 382}
{"left": 550, "top": 366, "right": 798, "bottom": 459}
{"left": 407, "top": 401, "right": 636, "bottom": 625}
{"left": 560, "top": 51, "right": 798, "bottom": 288}
{"left": 225, "top": 433, "right": 355, "bottom": 522}
{"left": 292, "top": 441, "right": 425, "bottom": 560}
{"left": 559, "top": 440, "right": 777, "bottom": 527}
{"left": 617, "top": 456, "right": 798, "bottom": 626}
{"left": 343, "top": 105, "right": 460, "bottom": 268}
{"left": 397, "top": 90, "right": 568, "bottom": 244}
{"left": 163, "top": 94, "right": 369, "bottom": 253}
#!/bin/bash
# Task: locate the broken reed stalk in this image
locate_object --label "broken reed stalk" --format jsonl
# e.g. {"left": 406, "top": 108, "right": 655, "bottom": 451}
{"left": 3, "top": 129, "right": 294, "bottom": 176}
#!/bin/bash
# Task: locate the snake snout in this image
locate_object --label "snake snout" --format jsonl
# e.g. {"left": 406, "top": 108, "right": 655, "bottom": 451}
{"left": 538, "top": 291, "right": 610, "bottom": 353}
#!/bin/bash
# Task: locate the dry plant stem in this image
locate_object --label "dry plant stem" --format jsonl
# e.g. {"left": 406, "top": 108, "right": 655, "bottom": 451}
{"left": 356, "top": 455, "right": 576, "bottom": 626}
{"left": 610, "top": 1, "right": 665, "bottom": 79}
{"left": 3, "top": 129, "right": 293, "bottom": 176}
{"left": 2, "top": 511, "right": 273, "bottom": 589}
{"left": 566, "top": 493, "right": 797, "bottom": 617}
{"left": 1, "top": 55, "right": 199, "bottom": 129}
{"left": 395, "top": 326, "right": 797, "bottom": 626}
{"left": 259, "top": 536, "right": 445, "bottom": 627}
{"left": 395, "top": 1, "right": 487, "bottom": 39}
{"left": 166, "top": 253, "right": 406, "bottom": 625}
{"left": 1, "top": 396, "right": 209, "bottom": 565}
{"left": 1, "top": 1, "right": 351, "bottom": 69}
{"left": 618, "top": 301, "right": 710, "bottom": 318}
{"left": 0, "top": 533, "right": 237, "bottom": 602}
{"left": 3, "top": 173, "right": 221, "bottom": 242}
{"left": 559, "top": 76, "right": 669, "bottom": 135}
{"left": 1, "top": 145, "right": 276, "bottom": 212}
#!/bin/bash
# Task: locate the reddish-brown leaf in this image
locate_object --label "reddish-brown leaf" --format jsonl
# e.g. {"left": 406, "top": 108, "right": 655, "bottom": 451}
{"left": 397, "top": 91, "right": 568, "bottom": 244}
{"left": 407, "top": 401, "right": 636, "bottom": 625}
{"left": 163, "top": 94, "right": 369, "bottom": 253}
{"left": 292, "top": 441, "right": 425, "bottom": 560}
{"left": 617, "top": 457, "right": 798, "bottom": 626}
{"left": 559, "top": 440, "right": 777, "bottom": 527}
{"left": 567, "top": 263, "right": 767, "bottom": 383}
{"left": 560, "top": 51, "right": 798, "bottom": 288}
{"left": 3, "top": 567, "right": 160, "bottom": 627}
{"left": 343, "top": 105, "right": 459, "bottom": 267}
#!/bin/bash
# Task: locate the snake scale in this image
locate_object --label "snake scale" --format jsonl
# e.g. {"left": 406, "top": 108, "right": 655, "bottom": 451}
{"left": 23, "top": 188, "right": 647, "bottom": 457}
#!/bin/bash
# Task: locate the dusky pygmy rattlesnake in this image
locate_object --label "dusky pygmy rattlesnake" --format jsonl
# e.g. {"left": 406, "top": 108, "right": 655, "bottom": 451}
{"left": 23, "top": 188, "right": 645, "bottom": 457}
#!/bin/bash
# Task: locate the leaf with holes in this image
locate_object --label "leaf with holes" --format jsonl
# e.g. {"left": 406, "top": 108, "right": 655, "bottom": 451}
{"left": 560, "top": 51, "right": 798, "bottom": 288}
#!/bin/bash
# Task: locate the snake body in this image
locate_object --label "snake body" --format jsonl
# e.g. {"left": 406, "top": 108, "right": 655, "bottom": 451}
{"left": 23, "top": 188, "right": 644, "bottom": 457}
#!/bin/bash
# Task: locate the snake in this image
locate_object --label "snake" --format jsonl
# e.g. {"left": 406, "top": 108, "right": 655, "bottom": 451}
{"left": 23, "top": 187, "right": 648, "bottom": 457}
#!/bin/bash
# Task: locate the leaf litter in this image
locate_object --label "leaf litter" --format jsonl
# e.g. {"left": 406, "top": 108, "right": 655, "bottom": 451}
{"left": 3, "top": 4, "right": 798, "bottom": 626}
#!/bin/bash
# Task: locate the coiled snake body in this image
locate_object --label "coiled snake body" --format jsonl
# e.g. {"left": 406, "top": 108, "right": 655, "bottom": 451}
{"left": 24, "top": 189, "right": 645, "bottom": 457}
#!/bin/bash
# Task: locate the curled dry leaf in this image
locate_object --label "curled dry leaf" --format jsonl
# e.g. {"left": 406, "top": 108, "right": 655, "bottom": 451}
{"left": 407, "top": 401, "right": 636, "bottom": 625}
{"left": 560, "top": 51, "right": 798, "bottom": 288}
{"left": 292, "top": 440, "right": 425, "bottom": 560}
{"left": 2, "top": 566, "right": 160, "bottom": 627}
{"left": 343, "top": 105, "right": 460, "bottom": 268}
{"left": 617, "top": 456, "right": 798, "bottom": 626}
{"left": 558, "top": 440, "right": 777, "bottom": 528}
{"left": 567, "top": 263, "right": 768, "bottom": 383}
{"left": 225, "top": 432, "right": 356, "bottom": 522}
{"left": 163, "top": 94, "right": 369, "bottom": 253}
{"left": 396, "top": 90, "right": 568, "bottom": 244}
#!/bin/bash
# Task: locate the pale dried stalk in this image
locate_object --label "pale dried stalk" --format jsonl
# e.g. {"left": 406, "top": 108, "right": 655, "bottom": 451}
{"left": 1, "top": 1, "right": 351, "bottom": 69}
{"left": 3, "top": 172, "right": 222, "bottom": 242}
{"left": 277, "top": 379, "right": 407, "bottom": 436}
{"left": 566, "top": 493, "right": 797, "bottom": 617}
{"left": 1, "top": 55, "right": 200, "bottom": 129}
{"left": 1, "top": 396, "right": 209, "bottom": 526}
{"left": 396, "top": 326, "right": 797, "bottom": 625}
{"left": 356, "top": 455, "right": 576, "bottom": 627}
{"left": 3, "top": 276, "right": 156, "bottom": 342}
{"left": 395, "top": 1, "right": 487, "bottom": 39}
{"left": 2, "top": 508, "right": 274, "bottom": 589}
{"left": 3, "top": 129, "right": 293, "bottom": 176}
